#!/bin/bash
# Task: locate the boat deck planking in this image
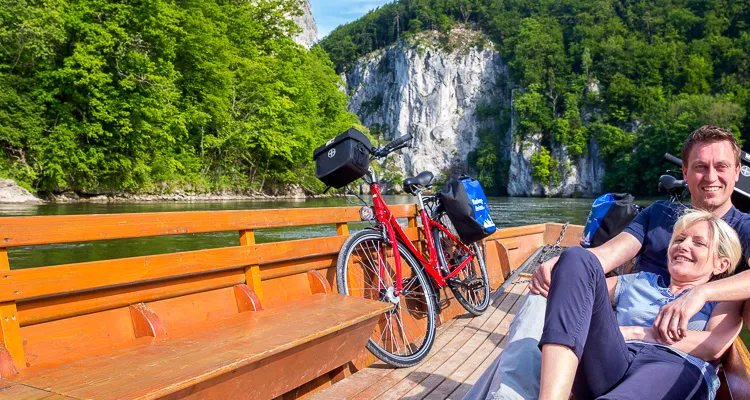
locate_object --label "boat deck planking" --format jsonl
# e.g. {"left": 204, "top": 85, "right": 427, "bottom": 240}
{"left": 308, "top": 275, "right": 531, "bottom": 400}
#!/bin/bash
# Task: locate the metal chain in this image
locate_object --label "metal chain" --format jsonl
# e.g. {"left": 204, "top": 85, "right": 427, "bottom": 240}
{"left": 514, "top": 222, "right": 569, "bottom": 285}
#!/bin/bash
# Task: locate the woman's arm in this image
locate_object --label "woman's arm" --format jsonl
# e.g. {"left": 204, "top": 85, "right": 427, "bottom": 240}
{"left": 621, "top": 301, "right": 743, "bottom": 361}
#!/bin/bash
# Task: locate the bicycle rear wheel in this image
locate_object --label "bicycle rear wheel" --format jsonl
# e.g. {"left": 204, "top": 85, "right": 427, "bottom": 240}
{"left": 337, "top": 229, "right": 437, "bottom": 367}
{"left": 432, "top": 214, "right": 491, "bottom": 316}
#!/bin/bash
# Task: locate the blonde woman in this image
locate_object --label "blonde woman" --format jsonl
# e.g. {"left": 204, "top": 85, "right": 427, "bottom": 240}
{"left": 539, "top": 209, "right": 743, "bottom": 400}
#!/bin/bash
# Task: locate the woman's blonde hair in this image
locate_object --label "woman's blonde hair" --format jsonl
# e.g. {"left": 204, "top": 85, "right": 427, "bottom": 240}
{"left": 669, "top": 209, "right": 742, "bottom": 280}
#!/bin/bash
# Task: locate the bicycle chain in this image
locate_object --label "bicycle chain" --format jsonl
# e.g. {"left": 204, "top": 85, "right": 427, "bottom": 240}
{"left": 514, "top": 222, "right": 569, "bottom": 285}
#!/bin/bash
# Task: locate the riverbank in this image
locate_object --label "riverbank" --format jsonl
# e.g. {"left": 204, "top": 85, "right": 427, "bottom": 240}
{"left": 0, "top": 179, "right": 346, "bottom": 204}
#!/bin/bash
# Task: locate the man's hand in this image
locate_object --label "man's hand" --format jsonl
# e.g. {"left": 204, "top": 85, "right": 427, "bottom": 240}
{"left": 619, "top": 326, "right": 656, "bottom": 342}
{"left": 653, "top": 287, "right": 707, "bottom": 345}
{"left": 529, "top": 255, "right": 559, "bottom": 297}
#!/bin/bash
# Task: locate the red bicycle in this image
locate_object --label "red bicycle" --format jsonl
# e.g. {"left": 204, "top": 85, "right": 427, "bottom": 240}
{"left": 336, "top": 134, "right": 490, "bottom": 367}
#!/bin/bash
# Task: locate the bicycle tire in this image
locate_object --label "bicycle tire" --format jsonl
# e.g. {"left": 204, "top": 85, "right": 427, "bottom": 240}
{"left": 432, "top": 214, "right": 491, "bottom": 316}
{"left": 337, "top": 229, "right": 437, "bottom": 368}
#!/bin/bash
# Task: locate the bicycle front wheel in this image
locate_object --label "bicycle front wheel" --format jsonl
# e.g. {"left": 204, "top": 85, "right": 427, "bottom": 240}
{"left": 432, "top": 214, "right": 491, "bottom": 316}
{"left": 337, "top": 229, "right": 437, "bottom": 367}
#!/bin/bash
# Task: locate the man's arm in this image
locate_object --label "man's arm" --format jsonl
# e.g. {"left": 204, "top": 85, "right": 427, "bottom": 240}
{"left": 624, "top": 301, "right": 743, "bottom": 361}
{"left": 529, "top": 232, "right": 642, "bottom": 297}
{"left": 654, "top": 270, "right": 750, "bottom": 343}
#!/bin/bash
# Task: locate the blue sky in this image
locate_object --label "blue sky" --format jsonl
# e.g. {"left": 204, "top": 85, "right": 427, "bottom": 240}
{"left": 310, "top": 0, "right": 393, "bottom": 40}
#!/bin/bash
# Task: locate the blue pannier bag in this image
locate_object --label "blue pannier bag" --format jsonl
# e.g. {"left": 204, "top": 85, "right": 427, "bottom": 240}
{"left": 439, "top": 176, "right": 496, "bottom": 243}
{"left": 581, "top": 193, "right": 639, "bottom": 248}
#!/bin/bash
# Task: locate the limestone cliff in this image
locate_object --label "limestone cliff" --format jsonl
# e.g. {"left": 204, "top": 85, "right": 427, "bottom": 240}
{"left": 345, "top": 29, "right": 505, "bottom": 185}
{"left": 291, "top": 0, "right": 317, "bottom": 48}
{"left": 507, "top": 134, "right": 605, "bottom": 197}
{"left": 345, "top": 29, "right": 606, "bottom": 197}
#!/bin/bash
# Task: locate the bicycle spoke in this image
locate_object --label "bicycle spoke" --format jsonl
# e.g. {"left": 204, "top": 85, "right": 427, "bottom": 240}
{"left": 338, "top": 231, "right": 436, "bottom": 366}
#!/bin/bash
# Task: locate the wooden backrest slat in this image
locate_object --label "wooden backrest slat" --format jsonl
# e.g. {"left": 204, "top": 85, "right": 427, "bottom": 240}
{"left": 0, "top": 205, "right": 417, "bottom": 248}
{"left": 1, "top": 235, "right": 349, "bottom": 303}
{"left": 17, "top": 269, "right": 245, "bottom": 327}
{"left": 486, "top": 224, "right": 546, "bottom": 240}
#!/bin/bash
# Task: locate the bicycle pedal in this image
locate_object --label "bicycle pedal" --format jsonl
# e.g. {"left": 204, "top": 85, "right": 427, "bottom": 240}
{"left": 446, "top": 277, "right": 466, "bottom": 288}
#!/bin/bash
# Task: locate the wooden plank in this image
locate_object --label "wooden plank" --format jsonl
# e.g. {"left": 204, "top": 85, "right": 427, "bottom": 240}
{"left": 309, "top": 313, "right": 471, "bottom": 400}
{"left": 544, "top": 223, "right": 583, "bottom": 247}
{"left": 400, "top": 282, "right": 527, "bottom": 399}
{"left": 451, "top": 282, "right": 531, "bottom": 399}
{"left": 129, "top": 303, "right": 165, "bottom": 339}
{"left": 336, "top": 223, "right": 349, "bottom": 236}
{"left": 484, "top": 241, "right": 504, "bottom": 289}
{"left": 239, "top": 229, "right": 264, "bottom": 302}
{"left": 18, "top": 295, "right": 391, "bottom": 400}
{"left": 0, "top": 248, "right": 24, "bottom": 372}
{"left": 234, "top": 284, "right": 262, "bottom": 312}
{"left": 499, "top": 238, "right": 520, "bottom": 250}
{"left": 312, "top": 281, "right": 523, "bottom": 400}
{"left": 308, "top": 270, "right": 332, "bottom": 295}
{"left": 0, "top": 236, "right": 351, "bottom": 303}
{"left": 18, "top": 269, "right": 244, "bottom": 327}
{"left": 0, "top": 379, "right": 74, "bottom": 400}
{"left": 0, "top": 205, "right": 418, "bottom": 248}
{"left": 486, "top": 224, "right": 546, "bottom": 241}
{"left": 147, "top": 287, "right": 241, "bottom": 336}
{"left": 0, "top": 345, "right": 16, "bottom": 378}
{"left": 723, "top": 337, "right": 750, "bottom": 400}
{"left": 426, "top": 283, "right": 529, "bottom": 399}
{"left": 21, "top": 307, "right": 137, "bottom": 369}
{"left": 371, "top": 285, "right": 523, "bottom": 400}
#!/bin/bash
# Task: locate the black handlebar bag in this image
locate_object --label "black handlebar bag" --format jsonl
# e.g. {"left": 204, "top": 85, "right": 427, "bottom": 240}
{"left": 313, "top": 128, "right": 372, "bottom": 188}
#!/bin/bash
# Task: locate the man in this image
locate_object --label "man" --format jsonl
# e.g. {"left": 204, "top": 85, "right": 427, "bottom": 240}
{"left": 464, "top": 125, "right": 750, "bottom": 399}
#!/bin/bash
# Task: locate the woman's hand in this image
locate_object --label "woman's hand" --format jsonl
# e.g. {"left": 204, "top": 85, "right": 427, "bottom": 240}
{"left": 653, "top": 287, "right": 707, "bottom": 345}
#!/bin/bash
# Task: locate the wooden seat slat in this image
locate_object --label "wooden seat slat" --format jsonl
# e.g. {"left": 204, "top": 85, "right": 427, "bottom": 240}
{"left": 0, "top": 378, "right": 71, "bottom": 400}
{"left": 18, "top": 294, "right": 391, "bottom": 400}
{"left": 0, "top": 205, "right": 417, "bottom": 247}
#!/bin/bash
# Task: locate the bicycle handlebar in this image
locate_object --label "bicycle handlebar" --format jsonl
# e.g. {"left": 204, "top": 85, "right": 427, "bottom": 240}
{"left": 664, "top": 153, "right": 683, "bottom": 167}
{"left": 372, "top": 133, "right": 413, "bottom": 158}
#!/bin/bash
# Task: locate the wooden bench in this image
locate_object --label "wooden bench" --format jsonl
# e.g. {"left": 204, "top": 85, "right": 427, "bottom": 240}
{"left": 0, "top": 208, "right": 407, "bottom": 399}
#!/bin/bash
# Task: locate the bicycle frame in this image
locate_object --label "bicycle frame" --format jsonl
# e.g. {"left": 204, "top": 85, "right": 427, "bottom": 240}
{"left": 369, "top": 178, "right": 475, "bottom": 294}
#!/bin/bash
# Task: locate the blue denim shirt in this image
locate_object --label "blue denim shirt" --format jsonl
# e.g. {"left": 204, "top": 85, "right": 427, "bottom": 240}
{"left": 616, "top": 272, "right": 720, "bottom": 399}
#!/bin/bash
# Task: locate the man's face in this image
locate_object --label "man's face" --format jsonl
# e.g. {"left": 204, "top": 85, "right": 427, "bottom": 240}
{"left": 683, "top": 140, "right": 740, "bottom": 213}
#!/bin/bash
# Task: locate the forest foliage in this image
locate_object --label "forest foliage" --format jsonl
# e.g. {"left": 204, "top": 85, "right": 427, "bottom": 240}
{"left": 0, "top": 0, "right": 359, "bottom": 194}
{"left": 319, "top": 0, "right": 750, "bottom": 195}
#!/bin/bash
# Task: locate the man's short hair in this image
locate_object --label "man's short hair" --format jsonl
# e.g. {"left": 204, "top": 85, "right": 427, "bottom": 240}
{"left": 681, "top": 125, "right": 741, "bottom": 167}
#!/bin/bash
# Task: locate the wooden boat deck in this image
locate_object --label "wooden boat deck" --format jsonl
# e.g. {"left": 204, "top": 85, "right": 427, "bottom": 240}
{"left": 309, "top": 275, "right": 531, "bottom": 400}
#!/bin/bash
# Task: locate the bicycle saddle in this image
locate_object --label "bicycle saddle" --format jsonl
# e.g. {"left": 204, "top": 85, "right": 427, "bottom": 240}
{"left": 658, "top": 174, "right": 687, "bottom": 194}
{"left": 403, "top": 171, "right": 434, "bottom": 194}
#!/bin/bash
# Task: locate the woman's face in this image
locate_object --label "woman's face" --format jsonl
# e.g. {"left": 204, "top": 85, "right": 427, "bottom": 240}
{"left": 668, "top": 220, "right": 725, "bottom": 281}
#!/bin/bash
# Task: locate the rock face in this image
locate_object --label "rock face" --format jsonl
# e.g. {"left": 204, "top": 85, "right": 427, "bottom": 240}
{"left": 291, "top": 0, "right": 317, "bottom": 48}
{"left": 507, "top": 135, "right": 605, "bottom": 197}
{"left": 0, "top": 179, "right": 41, "bottom": 203}
{"left": 345, "top": 29, "right": 606, "bottom": 197}
{"left": 345, "top": 29, "right": 506, "bottom": 182}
